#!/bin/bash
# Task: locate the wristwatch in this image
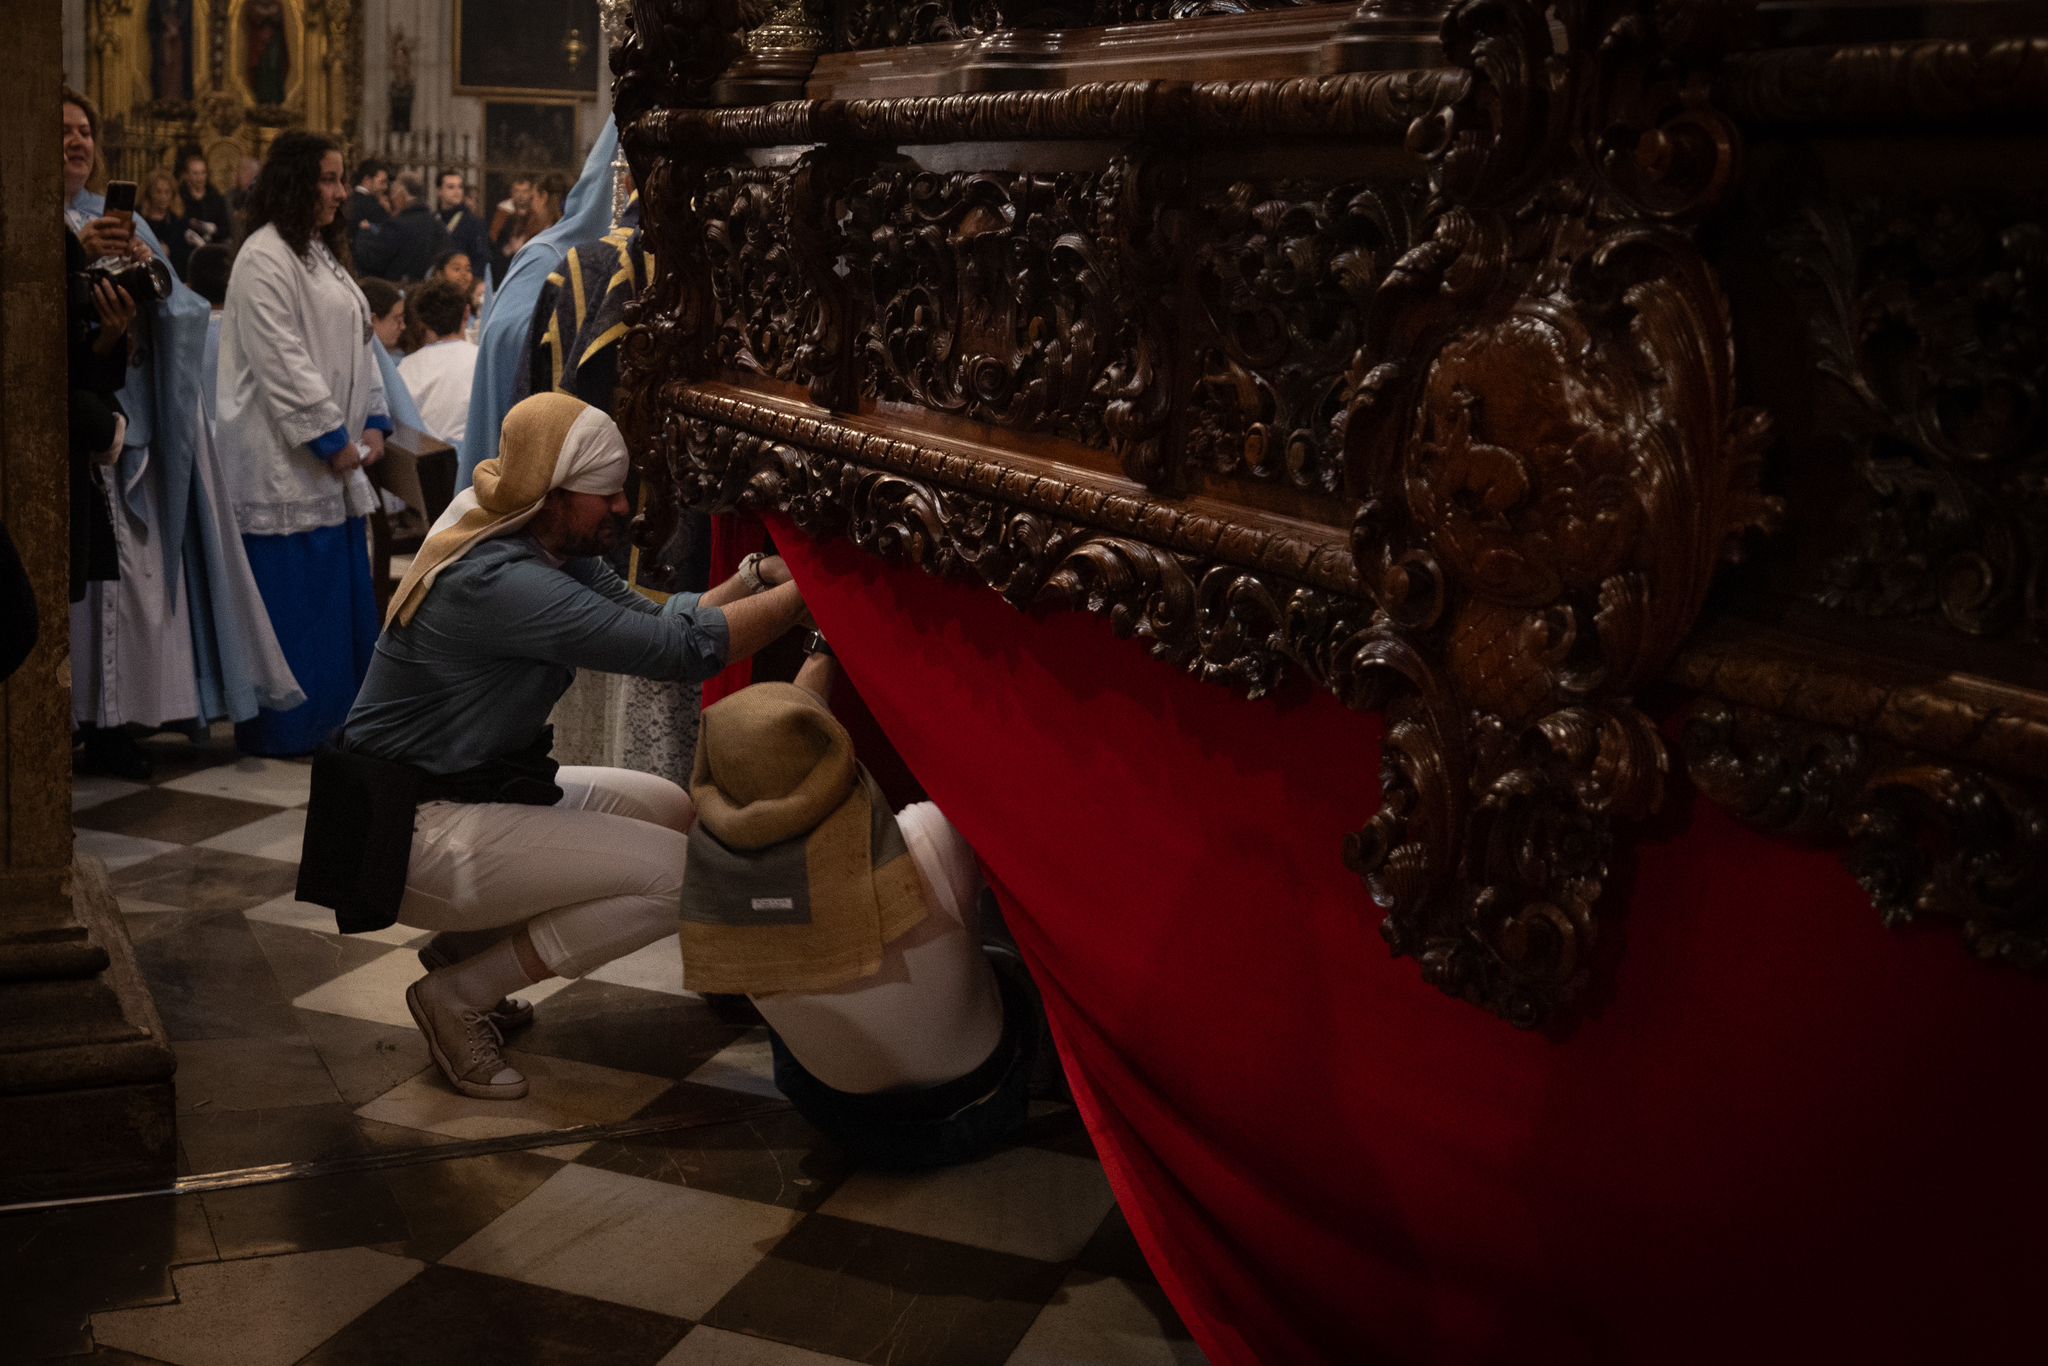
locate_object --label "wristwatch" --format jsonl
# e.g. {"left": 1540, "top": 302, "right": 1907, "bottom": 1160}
{"left": 802, "top": 628, "right": 835, "bottom": 659}
{"left": 737, "top": 552, "right": 767, "bottom": 594}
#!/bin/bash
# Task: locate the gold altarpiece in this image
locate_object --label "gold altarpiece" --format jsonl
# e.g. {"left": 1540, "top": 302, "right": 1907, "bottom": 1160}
{"left": 84, "top": 0, "right": 362, "bottom": 178}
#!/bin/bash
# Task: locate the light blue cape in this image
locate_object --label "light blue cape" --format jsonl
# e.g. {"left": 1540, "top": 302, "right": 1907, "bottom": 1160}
{"left": 458, "top": 121, "right": 621, "bottom": 489}
{"left": 77, "top": 192, "right": 298, "bottom": 721}
{"left": 70, "top": 191, "right": 210, "bottom": 572}
{"left": 373, "top": 338, "right": 430, "bottom": 442}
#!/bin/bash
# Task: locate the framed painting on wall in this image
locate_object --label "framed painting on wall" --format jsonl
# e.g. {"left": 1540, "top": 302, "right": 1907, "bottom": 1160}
{"left": 482, "top": 100, "right": 580, "bottom": 210}
{"left": 234, "top": 0, "right": 302, "bottom": 109}
{"left": 456, "top": 0, "right": 602, "bottom": 98}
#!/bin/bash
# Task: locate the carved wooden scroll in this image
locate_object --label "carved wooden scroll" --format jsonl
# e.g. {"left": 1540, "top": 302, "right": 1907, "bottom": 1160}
{"left": 612, "top": 0, "right": 2045, "bottom": 1024}
{"left": 1667, "top": 25, "right": 2048, "bottom": 977}
{"left": 1331, "top": 1, "right": 1776, "bottom": 1024}
{"left": 610, "top": 0, "right": 1773, "bottom": 1028}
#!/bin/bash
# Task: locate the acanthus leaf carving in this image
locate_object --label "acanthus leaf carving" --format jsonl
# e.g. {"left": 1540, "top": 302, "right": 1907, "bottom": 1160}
{"left": 1684, "top": 700, "right": 2048, "bottom": 974}
{"left": 1337, "top": 0, "right": 1779, "bottom": 1026}
{"left": 1768, "top": 191, "right": 2048, "bottom": 644}
{"left": 1189, "top": 180, "right": 1427, "bottom": 495}
{"left": 621, "top": 0, "right": 1788, "bottom": 1028}
{"left": 669, "top": 396, "right": 1370, "bottom": 702}
{"left": 824, "top": 159, "right": 1180, "bottom": 486}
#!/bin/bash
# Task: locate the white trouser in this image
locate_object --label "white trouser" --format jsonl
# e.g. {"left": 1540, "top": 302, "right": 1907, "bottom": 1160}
{"left": 753, "top": 801, "right": 1006, "bottom": 1094}
{"left": 400, "top": 766, "right": 694, "bottom": 979}
{"left": 398, "top": 767, "right": 1006, "bottom": 1093}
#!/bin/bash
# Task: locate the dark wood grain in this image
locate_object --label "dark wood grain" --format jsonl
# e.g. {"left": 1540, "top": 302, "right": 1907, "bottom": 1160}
{"left": 612, "top": 0, "right": 2048, "bottom": 1022}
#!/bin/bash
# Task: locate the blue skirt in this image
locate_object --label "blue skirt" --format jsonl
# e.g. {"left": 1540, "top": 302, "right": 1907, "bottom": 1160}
{"left": 236, "top": 518, "right": 379, "bottom": 757}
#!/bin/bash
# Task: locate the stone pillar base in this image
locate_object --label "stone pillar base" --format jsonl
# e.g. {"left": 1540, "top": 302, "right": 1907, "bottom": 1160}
{"left": 0, "top": 860, "right": 177, "bottom": 1204}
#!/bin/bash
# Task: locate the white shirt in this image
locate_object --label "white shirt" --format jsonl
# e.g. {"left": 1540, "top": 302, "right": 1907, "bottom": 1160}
{"left": 216, "top": 226, "right": 384, "bottom": 535}
{"left": 398, "top": 336, "right": 480, "bottom": 447}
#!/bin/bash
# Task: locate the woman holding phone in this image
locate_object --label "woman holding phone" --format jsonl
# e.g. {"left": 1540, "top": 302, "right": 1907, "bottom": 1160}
{"left": 216, "top": 131, "right": 390, "bottom": 756}
{"left": 62, "top": 86, "right": 300, "bottom": 778}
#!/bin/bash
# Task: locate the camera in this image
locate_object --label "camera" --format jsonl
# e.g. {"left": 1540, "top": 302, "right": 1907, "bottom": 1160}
{"left": 82, "top": 255, "right": 174, "bottom": 304}
{"left": 81, "top": 179, "right": 174, "bottom": 303}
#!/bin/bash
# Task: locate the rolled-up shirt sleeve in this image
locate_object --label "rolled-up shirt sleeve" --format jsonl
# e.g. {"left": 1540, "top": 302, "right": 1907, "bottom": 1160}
{"left": 452, "top": 558, "right": 729, "bottom": 682}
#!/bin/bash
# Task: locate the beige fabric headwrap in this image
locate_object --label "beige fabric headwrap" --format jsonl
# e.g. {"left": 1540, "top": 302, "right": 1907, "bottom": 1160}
{"left": 678, "top": 684, "right": 930, "bottom": 995}
{"left": 384, "top": 392, "right": 630, "bottom": 627}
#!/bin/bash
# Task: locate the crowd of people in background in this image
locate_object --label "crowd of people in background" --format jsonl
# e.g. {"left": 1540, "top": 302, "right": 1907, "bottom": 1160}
{"left": 43, "top": 95, "right": 1043, "bottom": 1167}
{"left": 58, "top": 85, "right": 563, "bottom": 778}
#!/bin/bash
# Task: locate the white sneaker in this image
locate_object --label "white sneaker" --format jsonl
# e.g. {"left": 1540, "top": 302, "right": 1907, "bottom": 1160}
{"left": 417, "top": 936, "right": 535, "bottom": 1032}
{"left": 406, "top": 975, "right": 529, "bottom": 1100}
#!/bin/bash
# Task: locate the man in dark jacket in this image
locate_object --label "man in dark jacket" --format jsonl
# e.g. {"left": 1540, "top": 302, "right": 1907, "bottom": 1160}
{"left": 355, "top": 172, "right": 451, "bottom": 283}
{"left": 347, "top": 158, "right": 390, "bottom": 242}
{"left": 434, "top": 170, "right": 494, "bottom": 284}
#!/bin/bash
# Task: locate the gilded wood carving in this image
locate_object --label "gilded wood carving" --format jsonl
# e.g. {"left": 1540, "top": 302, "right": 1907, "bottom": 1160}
{"left": 86, "top": 0, "right": 362, "bottom": 159}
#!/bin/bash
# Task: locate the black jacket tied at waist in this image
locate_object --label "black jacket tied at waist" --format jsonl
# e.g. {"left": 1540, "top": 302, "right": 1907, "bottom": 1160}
{"left": 297, "top": 729, "right": 561, "bottom": 934}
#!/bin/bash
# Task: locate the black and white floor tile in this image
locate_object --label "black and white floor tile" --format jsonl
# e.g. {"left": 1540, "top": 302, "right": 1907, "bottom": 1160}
{"left": 4, "top": 726, "right": 1207, "bottom": 1365}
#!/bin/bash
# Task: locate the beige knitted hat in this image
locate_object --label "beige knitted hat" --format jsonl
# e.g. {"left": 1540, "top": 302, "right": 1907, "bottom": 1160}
{"left": 680, "top": 683, "right": 929, "bottom": 995}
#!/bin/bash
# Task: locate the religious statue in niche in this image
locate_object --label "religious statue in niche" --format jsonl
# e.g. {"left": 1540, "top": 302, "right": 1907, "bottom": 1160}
{"left": 148, "top": 0, "right": 195, "bottom": 103}
{"left": 244, "top": 0, "right": 291, "bottom": 106}
{"left": 390, "top": 28, "right": 416, "bottom": 133}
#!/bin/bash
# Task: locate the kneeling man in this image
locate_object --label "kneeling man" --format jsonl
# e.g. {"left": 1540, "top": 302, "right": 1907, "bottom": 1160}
{"left": 299, "top": 392, "right": 807, "bottom": 1098}
{"left": 685, "top": 653, "right": 1036, "bottom": 1169}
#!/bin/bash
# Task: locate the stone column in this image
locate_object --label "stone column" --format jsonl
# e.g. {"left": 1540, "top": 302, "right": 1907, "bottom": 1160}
{"left": 0, "top": 2, "right": 175, "bottom": 1202}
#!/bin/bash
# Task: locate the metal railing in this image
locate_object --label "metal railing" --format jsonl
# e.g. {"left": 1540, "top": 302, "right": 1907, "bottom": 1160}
{"left": 368, "top": 128, "right": 481, "bottom": 191}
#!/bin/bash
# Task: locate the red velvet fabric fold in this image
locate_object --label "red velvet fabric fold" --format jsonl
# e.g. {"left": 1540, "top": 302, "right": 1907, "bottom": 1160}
{"left": 704, "top": 513, "right": 771, "bottom": 706}
{"left": 767, "top": 512, "right": 2045, "bottom": 1366}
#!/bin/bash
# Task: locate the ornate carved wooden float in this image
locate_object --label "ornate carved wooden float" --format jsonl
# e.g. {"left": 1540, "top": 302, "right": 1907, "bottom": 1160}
{"left": 607, "top": 0, "right": 2048, "bottom": 1031}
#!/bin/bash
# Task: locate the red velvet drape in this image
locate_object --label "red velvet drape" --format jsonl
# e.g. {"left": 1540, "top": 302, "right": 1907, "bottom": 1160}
{"left": 704, "top": 514, "right": 771, "bottom": 706}
{"left": 765, "top": 513, "right": 2045, "bottom": 1366}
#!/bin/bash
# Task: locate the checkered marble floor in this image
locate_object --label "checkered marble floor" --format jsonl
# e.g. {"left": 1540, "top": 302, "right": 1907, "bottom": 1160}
{"left": 8, "top": 727, "right": 1207, "bottom": 1366}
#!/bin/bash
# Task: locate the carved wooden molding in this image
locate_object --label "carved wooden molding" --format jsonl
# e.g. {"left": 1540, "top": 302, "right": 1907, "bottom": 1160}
{"left": 1320, "top": 0, "right": 1775, "bottom": 1026}
{"left": 1677, "top": 8, "right": 2048, "bottom": 984}
{"left": 634, "top": 69, "right": 1462, "bottom": 148}
{"left": 1674, "top": 623, "right": 2048, "bottom": 781}
{"left": 671, "top": 384, "right": 1361, "bottom": 591}
{"left": 829, "top": 0, "right": 1342, "bottom": 51}
{"left": 1683, "top": 700, "right": 2048, "bottom": 972}
{"left": 617, "top": 0, "right": 1782, "bottom": 1027}
{"left": 1719, "top": 37, "right": 2048, "bottom": 128}
{"left": 663, "top": 387, "right": 1372, "bottom": 697}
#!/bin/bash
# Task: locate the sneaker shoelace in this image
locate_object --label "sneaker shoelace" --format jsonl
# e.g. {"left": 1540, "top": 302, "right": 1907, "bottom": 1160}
{"left": 459, "top": 1007, "right": 507, "bottom": 1074}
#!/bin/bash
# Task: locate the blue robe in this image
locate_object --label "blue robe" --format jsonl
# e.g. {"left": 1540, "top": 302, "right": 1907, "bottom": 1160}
{"left": 459, "top": 122, "right": 621, "bottom": 489}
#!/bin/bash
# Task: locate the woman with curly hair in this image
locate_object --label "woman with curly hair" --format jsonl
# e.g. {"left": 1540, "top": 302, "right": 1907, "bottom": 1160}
{"left": 217, "top": 131, "right": 392, "bottom": 755}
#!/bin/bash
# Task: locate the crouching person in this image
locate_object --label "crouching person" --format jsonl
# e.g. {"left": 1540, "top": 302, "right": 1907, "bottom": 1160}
{"left": 295, "top": 392, "right": 808, "bottom": 1099}
{"left": 684, "top": 651, "right": 1036, "bottom": 1169}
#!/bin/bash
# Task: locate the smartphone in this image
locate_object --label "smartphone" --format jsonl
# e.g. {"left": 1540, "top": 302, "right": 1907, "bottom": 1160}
{"left": 103, "top": 179, "right": 137, "bottom": 219}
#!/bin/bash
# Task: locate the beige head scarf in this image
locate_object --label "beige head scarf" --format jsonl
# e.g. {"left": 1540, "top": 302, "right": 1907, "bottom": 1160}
{"left": 384, "top": 392, "right": 630, "bottom": 628}
{"left": 679, "top": 683, "right": 930, "bottom": 995}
